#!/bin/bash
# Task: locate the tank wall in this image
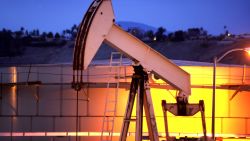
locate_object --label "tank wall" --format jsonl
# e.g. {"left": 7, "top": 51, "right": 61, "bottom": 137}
{"left": 0, "top": 64, "right": 250, "bottom": 141}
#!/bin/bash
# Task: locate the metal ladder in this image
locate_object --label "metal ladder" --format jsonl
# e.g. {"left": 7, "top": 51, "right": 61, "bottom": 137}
{"left": 101, "top": 52, "right": 123, "bottom": 141}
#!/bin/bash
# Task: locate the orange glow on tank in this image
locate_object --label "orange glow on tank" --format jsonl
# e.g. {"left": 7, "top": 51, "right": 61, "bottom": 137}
{"left": 10, "top": 67, "right": 17, "bottom": 116}
{"left": 85, "top": 65, "right": 250, "bottom": 137}
{"left": 136, "top": 65, "right": 249, "bottom": 136}
{"left": 1, "top": 64, "right": 249, "bottom": 140}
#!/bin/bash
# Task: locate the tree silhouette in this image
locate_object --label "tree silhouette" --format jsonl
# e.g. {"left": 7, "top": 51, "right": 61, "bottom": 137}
{"left": 224, "top": 25, "right": 227, "bottom": 30}
{"left": 47, "top": 32, "right": 54, "bottom": 38}
{"left": 20, "top": 27, "right": 25, "bottom": 35}
{"left": 127, "top": 27, "right": 144, "bottom": 39}
{"left": 30, "top": 29, "right": 39, "bottom": 36}
{"left": 144, "top": 30, "right": 155, "bottom": 41}
{"left": 71, "top": 24, "right": 78, "bottom": 39}
{"left": 25, "top": 30, "right": 29, "bottom": 36}
{"left": 224, "top": 25, "right": 229, "bottom": 35}
{"left": 155, "top": 27, "right": 166, "bottom": 41}
{"left": 62, "top": 30, "right": 66, "bottom": 38}
{"left": 36, "top": 29, "right": 40, "bottom": 36}
{"left": 0, "top": 29, "right": 24, "bottom": 56}
{"left": 187, "top": 28, "right": 200, "bottom": 39}
{"left": 172, "top": 30, "right": 185, "bottom": 42}
{"left": 71, "top": 24, "right": 78, "bottom": 33}
{"left": 55, "top": 32, "right": 60, "bottom": 39}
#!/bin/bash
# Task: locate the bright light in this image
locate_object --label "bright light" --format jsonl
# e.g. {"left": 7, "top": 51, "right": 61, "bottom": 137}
{"left": 244, "top": 47, "right": 250, "bottom": 55}
{"left": 153, "top": 36, "right": 157, "bottom": 41}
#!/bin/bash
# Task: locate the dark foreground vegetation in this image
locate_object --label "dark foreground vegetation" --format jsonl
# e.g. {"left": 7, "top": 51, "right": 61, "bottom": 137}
{"left": 1, "top": 24, "right": 250, "bottom": 65}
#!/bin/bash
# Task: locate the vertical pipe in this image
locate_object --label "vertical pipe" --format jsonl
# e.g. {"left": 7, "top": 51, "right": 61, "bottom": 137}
{"left": 0, "top": 72, "right": 2, "bottom": 115}
{"left": 200, "top": 100, "right": 207, "bottom": 141}
{"left": 60, "top": 64, "right": 63, "bottom": 117}
{"left": 11, "top": 116, "right": 13, "bottom": 141}
{"left": 30, "top": 116, "right": 33, "bottom": 141}
{"left": 136, "top": 79, "right": 143, "bottom": 141}
{"left": 212, "top": 57, "right": 217, "bottom": 140}
{"left": 35, "top": 86, "right": 39, "bottom": 116}
{"left": 52, "top": 116, "right": 55, "bottom": 141}
{"left": 16, "top": 72, "right": 19, "bottom": 116}
{"left": 161, "top": 100, "right": 169, "bottom": 140}
{"left": 26, "top": 64, "right": 32, "bottom": 83}
{"left": 242, "top": 64, "right": 246, "bottom": 84}
{"left": 124, "top": 66, "right": 127, "bottom": 82}
{"left": 228, "top": 100, "right": 231, "bottom": 117}
{"left": 143, "top": 82, "right": 159, "bottom": 141}
{"left": 246, "top": 118, "right": 248, "bottom": 135}
{"left": 87, "top": 68, "right": 89, "bottom": 116}
{"left": 36, "top": 70, "right": 40, "bottom": 116}
{"left": 119, "top": 78, "right": 137, "bottom": 141}
{"left": 221, "top": 118, "right": 223, "bottom": 133}
{"left": 76, "top": 90, "right": 79, "bottom": 141}
{"left": 79, "top": 117, "right": 81, "bottom": 141}
{"left": 10, "top": 67, "right": 17, "bottom": 115}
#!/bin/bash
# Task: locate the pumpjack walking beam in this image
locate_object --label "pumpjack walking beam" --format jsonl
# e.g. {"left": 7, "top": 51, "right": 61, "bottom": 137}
{"left": 72, "top": 0, "right": 191, "bottom": 98}
{"left": 120, "top": 64, "right": 159, "bottom": 141}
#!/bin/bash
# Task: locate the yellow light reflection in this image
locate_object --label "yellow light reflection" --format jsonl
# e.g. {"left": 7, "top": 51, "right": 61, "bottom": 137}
{"left": 143, "top": 66, "right": 247, "bottom": 136}
{"left": 10, "top": 67, "right": 17, "bottom": 116}
{"left": 245, "top": 47, "right": 250, "bottom": 56}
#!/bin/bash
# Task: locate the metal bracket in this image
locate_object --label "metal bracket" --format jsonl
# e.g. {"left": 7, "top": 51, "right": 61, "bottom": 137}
{"left": 162, "top": 100, "right": 207, "bottom": 141}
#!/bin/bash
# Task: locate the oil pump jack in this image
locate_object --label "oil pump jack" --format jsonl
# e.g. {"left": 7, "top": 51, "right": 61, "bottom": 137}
{"left": 72, "top": 0, "right": 207, "bottom": 141}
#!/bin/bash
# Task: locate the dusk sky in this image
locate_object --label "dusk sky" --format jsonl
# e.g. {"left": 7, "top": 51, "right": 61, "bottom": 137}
{"left": 0, "top": 0, "right": 250, "bottom": 35}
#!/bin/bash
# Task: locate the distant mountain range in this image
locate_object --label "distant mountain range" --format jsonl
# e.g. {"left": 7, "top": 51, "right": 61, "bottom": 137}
{"left": 116, "top": 21, "right": 157, "bottom": 32}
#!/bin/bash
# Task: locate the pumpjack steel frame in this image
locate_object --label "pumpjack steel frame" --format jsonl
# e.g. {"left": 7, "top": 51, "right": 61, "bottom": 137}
{"left": 72, "top": 0, "right": 208, "bottom": 140}
{"left": 120, "top": 65, "right": 159, "bottom": 141}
